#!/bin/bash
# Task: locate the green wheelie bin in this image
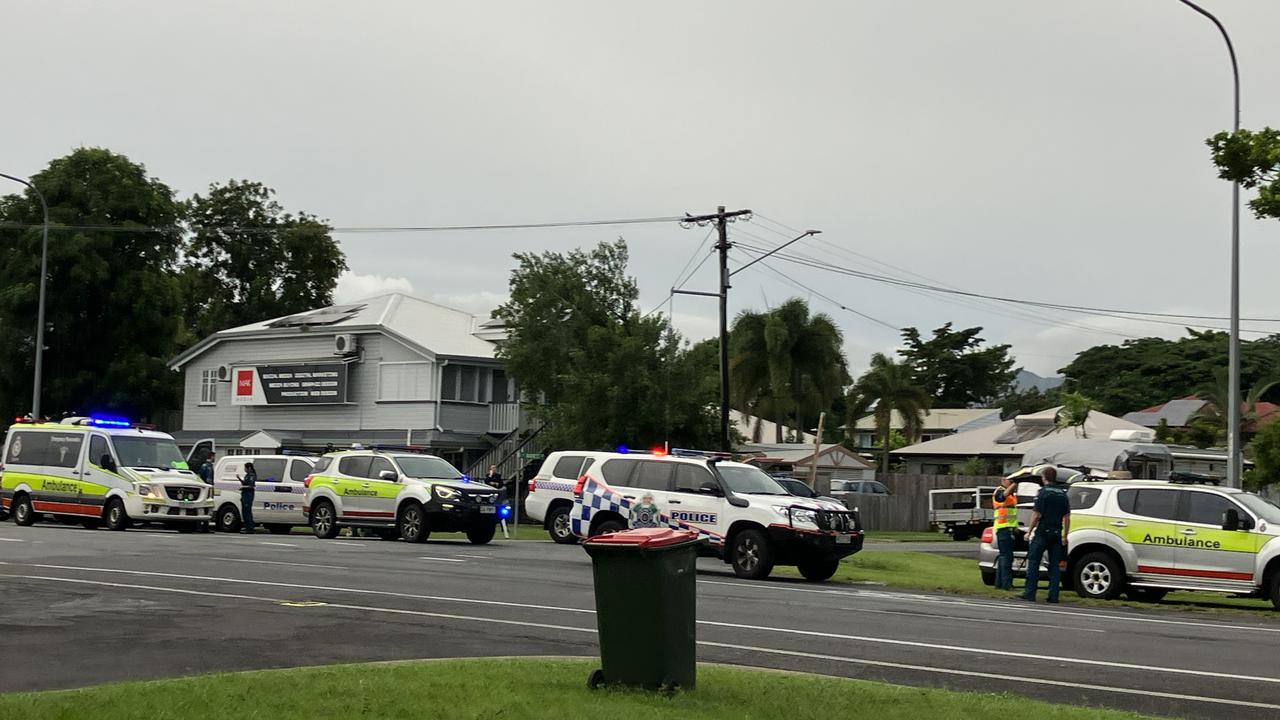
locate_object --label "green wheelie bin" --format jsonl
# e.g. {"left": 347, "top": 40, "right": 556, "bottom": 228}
{"left": 582, "top": 527, "right": 701, "bottom": 692}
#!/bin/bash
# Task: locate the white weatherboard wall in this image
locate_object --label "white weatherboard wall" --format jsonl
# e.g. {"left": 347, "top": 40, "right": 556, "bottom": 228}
{"left": 181, "top": 333, "right": 437, "bottom": 432}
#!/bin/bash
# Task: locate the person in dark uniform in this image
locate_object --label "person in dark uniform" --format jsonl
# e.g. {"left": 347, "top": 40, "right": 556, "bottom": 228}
{"left": 1020, "top": 466, "right": 1071, "bottom": 603}
{"left": 238, "top": 461, "right": 257, "bottom": 534}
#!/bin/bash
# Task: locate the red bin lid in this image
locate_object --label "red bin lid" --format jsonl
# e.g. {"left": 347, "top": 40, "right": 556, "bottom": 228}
{"left": 584, "top": 527, "right": 697, "bottom": 548}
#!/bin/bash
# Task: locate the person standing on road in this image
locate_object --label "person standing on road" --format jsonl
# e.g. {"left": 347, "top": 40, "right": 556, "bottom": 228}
{"left": 237, "top": 461, "right": 257, "bottom": 534}
{"left": 1020, "top": 466, "right": 1071, "bottom": 603}
{"left": 992, "top": 475, "right": 1020, "bottom": 590}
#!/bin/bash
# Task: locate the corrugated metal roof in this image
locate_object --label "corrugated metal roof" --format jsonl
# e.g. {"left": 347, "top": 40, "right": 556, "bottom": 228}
{"left": 850, "top": 408, "right": 1002, "bottom": 432}
{"left": 1121, "top": 397, "right": 1207, "bottom": 428}
{"left": 893, "top": 407, "right": 1149, "bottom": 458}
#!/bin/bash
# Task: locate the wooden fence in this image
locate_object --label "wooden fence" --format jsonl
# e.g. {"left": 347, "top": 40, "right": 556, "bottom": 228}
{"left": 844, "top": 474, "right": 1004, "bottom": 532}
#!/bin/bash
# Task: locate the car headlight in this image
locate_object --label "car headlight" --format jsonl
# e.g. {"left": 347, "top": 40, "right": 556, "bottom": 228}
{"left": 137, "top": 484, "right": 163, "bottom": 500}
{"left": 434, "top": 486, "right": 461, "bottom": 500}
{"left": 774, "top": 506, "right": 818, "bottom": 527}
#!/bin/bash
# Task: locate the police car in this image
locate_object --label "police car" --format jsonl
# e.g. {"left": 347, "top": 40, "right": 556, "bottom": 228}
{"left": 525, "top": 451, "right": 617, "bottom": 544}
{"left": 569, "top": 449, "right": 862, "bottom": 581}
{"left": 303, "top": 447, "right": 508, "bottom": 543}
{"left": 0, "top": 417, "right": 213, "bottom": 531}
{"left": 210, "top": 453, "right": 317, "bottom": 533}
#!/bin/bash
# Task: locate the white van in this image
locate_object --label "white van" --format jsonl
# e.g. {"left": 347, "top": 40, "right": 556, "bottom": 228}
{"left": 211, "top": 454, "right": 316, "bottom": 533}
{"left": 1, "top": 418, "right": 213, "bottom": 531}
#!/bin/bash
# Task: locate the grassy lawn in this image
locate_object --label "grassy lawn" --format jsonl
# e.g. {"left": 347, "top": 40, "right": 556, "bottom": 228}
{"left": 866, "top": 530, "right": 969, "bottom": 543}
{"left": 0, "top": 658, "right": 1166, "bottom": 720}
{"left": 285, "top": 525, "right": 549, "bottom": 541}
{"left": 777, "top": 551, "right": 1277, "bottom": 616}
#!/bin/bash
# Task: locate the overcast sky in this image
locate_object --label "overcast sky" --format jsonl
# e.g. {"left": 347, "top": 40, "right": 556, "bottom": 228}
{"left": 7, "top": 0, "right": 1279, "bottom": 377}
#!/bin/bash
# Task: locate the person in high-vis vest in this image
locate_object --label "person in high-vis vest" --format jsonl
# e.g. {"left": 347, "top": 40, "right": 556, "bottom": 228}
{"left": 992, "top": 476, "right": 1020, "bottom": 590}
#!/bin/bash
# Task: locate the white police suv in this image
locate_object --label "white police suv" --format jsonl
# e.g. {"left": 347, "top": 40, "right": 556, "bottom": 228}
{"left": 569, "top": 449, "right": 862, "bottom": 581}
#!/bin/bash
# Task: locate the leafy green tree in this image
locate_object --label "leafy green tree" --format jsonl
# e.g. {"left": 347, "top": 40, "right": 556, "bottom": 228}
{"left": 181, "top": 180, "right": 346, "bottom": 343}
{"left": 1207, "top": 127, "right": 1280, "bottom": 220}
{"left": 729, "top": 299, "right": 849, "bottom": 442}
{"left": 1194, "top": 367, "right": 1279, "bottom": 439}
{"left": 1245, "top": 419, "right": 1280, "bottom": 491}
{"left": 1056, "top": 392, "right": 1099, "bottom": 437}
{"left": 847, "top": 353, "right": 931, "bottom": 473}
{"left": 493, "top": 239, "right": 717, "bottom": 450}
{"left": 898, "top": 323, "right": 1016, "bottom": 406}
{"left": 0, "top": 148, "right": 184, "bottom": 419}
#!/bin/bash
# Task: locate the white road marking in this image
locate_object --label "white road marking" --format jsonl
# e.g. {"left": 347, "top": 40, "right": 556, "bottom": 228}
{"left": 329, "top": 542, "right": 365, "bottom": 548}
{"left": 457, "top": 554, "right": 492, "bottom": 559}
{"left": 209, "top": 557, "right": 346, "bottom": 571}
{"left": 699, "top": 579, "right": 1280, "bottom": 634}
{"left": 6, "top": 572, "right": 1276, "bottom": 712}
{"left": 417, "top": 556, "right": 467, "bottom": 563}
{"left": 259, "top": 542, "right": 297, "bottom": 548}
{"left": 0, "top": 538, "right": 24, "bottom": 542}
{"left": 701, "top": 641, "right": 1280, "bottom": 712}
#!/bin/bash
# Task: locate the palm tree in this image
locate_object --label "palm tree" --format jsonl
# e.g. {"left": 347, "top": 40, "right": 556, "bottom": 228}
{"left": 847, "top": 353, "right": 930, "bottom": 474}
{"left": 1196, "top": 369, "right": 1279, "bottom": 439}
{"left": 730, "top": 299, "right": 849, "bottom": 442}
{"left": 1056, "top": 392, "right": 1098, "bottom": 437}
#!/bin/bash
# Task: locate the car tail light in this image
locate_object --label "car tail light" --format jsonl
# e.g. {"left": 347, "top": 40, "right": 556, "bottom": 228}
{"left": 980, "top": 527, "right": 993, "bottom": 544}
{"left": 528, "top": 479, "right": 536, "bottom": 493}
{"left": 573, "top": 474, "right": 587, "bottom": 497}
{"left": 304, "top": 475, "right": 314, "bottom": 488}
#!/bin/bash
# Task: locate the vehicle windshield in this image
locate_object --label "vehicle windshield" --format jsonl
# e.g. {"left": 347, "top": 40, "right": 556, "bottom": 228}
{"left": 112, "top": 436, "right": 187, "bottom": 470}
{"left": 395, "top": 455, "right": 463, "bottom": 480}
{"left": 717, "top": 466, "right": 789, "bottom": 495}
{"left": 776, "top": 479, "right": 814, "bottom": 497}
{"left": 1236, "top": 492, "right": 1280, "bottom": 525}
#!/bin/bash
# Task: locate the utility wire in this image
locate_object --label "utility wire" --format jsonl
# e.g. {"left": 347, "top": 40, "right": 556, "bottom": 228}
{"left": 644, "top": 228, "right": 715, "bottom": 318}
{"left": 0, "top": 214, "right": 687, "bottom": 235}
{"left": 731, "top": 248, "right": 901, "bottom": 332}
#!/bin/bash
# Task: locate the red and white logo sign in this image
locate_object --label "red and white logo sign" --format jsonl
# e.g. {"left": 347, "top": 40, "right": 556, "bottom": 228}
{"left": 236, "top": 370, "right": 255, "bottom": 396}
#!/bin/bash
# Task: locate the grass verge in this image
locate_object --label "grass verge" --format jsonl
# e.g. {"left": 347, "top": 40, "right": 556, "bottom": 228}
{"left": 776, "top": 551, "right": 1277, "bottom": 616}
{"left": 0, "top": 658, "right": 1166, "bottom": 720}
{"left": 866, "top": 530, "right": 971, "bottom": 543}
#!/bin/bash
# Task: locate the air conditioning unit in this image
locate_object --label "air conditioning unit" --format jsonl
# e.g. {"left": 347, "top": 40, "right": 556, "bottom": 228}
{"left": 334, "top": 334, "right": 359, "bottom": 356}
{"left": 216, "top": 364, "right": 233, "bottom": 382}
{"left": 1110, "top": 429, "right": 1156, "bottom": 443}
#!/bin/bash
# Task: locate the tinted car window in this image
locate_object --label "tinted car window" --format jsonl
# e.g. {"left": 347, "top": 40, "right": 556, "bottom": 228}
{"left": 1067, "top": 486, "right": 1102, "bottom": 510}
{"left": 1183, "top": 491, "right": 1237, "bottom": 526}
{"left": 675, "top": 464, "right": 713, "bottom": 493}
{"left": 867, "top": 481, "right": 890, "bottom": 495}
{"left": 552, "top": 455, "right": 586, "bottom": 479}
{"left": 338, "top": 456, "right": 372, "bottom": 478}
{"left": 312, "top": 456, "right": 332, "bottom": 473}
{"left": 1129, "top": 489, "right": 1180, "bottom": 521}
{"left": 634, "top": 461, "right": 674, "bottom": 492}
{"left": 369, "top": 457, "right": 395, "bottom": 479}
{"left": 89, "top": 435, "right": 112, "bottom": 469}
{"left": 6, "top": 431, "right": 51, "bottom": 465}
{"left": 45, "top": 433, "right": 84, "bottom": 468}
{"left": 253, "top": 459, "right": 287, "bottom": 483}
{"left": 600, "top": 459, "right": 636, "bottom": 487}
{"left": 289, "top": 459, "right": 314, "bottom": 482}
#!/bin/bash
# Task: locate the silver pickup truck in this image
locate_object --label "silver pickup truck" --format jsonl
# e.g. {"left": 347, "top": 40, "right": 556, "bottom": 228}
{"left": 928, "top": 486, "right": 999, "bottom": 541}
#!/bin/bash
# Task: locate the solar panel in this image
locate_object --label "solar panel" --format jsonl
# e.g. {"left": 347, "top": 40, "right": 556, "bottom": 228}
{"left": 267, "top": 304, "right": 366, "bottom": 328}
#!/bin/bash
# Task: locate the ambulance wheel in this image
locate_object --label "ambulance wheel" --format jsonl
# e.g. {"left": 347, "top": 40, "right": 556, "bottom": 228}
{"left": 216, "top": 505, "right": 242, "bottom": 533}
{"left": 1074, "top": 551, "right": 1124, "bottom": 600}
{"left": 549, "top": 506, "right": 579, "bottom": 544}
{"left": 797, "top": 557, "right": 840, "bottom": 582}
{"left": 310, "top": 500, "right": 339, "bottom": 539}
{"left": 265, "top": 524, "right": 292, "bottom": 535}
{"left": 104, "top": 498, "right": 131, "bottom": 531}
{"left": 397, "top": 502, "right": 430, "bottom": 543}
{"left": 731, "top": 528, "right": 775, "bottom": 580}
{"left": 12, "top": 494, "right": 35, "bottom": 526}
{"left": 466, "top": 522, "right": 496, "bottom": 545}
{"left": 591, "top": 518, "right": 626, "bottom": 537}
{"left": 1267, "top": 570, "right": 1280, "bottom": 611}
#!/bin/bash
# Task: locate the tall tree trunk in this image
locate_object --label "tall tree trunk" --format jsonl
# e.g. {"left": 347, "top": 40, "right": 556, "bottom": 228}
{"left": 880, "top": 422, "right": 890, "bottom": 475}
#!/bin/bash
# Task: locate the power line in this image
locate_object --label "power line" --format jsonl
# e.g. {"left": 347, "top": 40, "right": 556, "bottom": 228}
{"left": 731, "top": 249, "right": 901, "bottom": 332}
{"left": 0, "top": 214, "right": 687, "bottom": 235}
{"left": 643, "top": 229, "right": 716, "bottom": 318}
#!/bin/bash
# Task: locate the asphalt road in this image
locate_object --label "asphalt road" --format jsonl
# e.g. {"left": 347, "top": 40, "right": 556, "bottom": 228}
{"left": 1, "top": 522, "right": 1278, "bottom": 720}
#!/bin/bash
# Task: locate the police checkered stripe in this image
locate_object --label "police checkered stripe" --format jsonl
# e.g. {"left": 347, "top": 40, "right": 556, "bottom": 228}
{"left": 536, "top": 481, "right": 576, "bottom": 493}
{"left": 573, "top": 478, "right": 723, "bottom": 545}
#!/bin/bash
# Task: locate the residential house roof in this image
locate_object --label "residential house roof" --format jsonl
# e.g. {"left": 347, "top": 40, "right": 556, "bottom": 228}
{"left": 730, "top": 409, "right": 817, "bottom": 444}
{"left": 893, "top": 407, "right": 1150, "bottom": 458}
{"left": 1122, "top": 397, "right": 1208, "bottom": 428}
{"left": 169, "top": 292, "right": 499, "bottom": 369}
{"left": 850, "top": 408, "right": 1003, "bottom": 434}
{"left": 740, "top": 443, "right": 874, "bottom": 472}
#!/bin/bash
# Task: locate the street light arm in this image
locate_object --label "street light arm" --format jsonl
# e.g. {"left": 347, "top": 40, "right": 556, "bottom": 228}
{"left": 729, "top": 230, "right": 821, "bottom": 277}
{"left": 1176, "top": 0, "right": 1240, "bottom": 131}
{"left": 0, "top": 171, "right": 50, "bottom": 420}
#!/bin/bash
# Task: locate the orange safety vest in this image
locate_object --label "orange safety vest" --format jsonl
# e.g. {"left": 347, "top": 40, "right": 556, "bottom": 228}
{"left": 993, "top": 488, "right": 1019, "bottom": 530}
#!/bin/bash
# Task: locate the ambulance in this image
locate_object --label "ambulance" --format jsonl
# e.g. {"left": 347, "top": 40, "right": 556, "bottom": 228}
{"left": 0, "top": 417, "right": 214, "bottom": 531}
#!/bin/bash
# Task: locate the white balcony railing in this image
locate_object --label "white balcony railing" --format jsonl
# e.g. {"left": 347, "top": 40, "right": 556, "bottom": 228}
{"left": 489, "top": 402, "right": 521, "bottom": 434}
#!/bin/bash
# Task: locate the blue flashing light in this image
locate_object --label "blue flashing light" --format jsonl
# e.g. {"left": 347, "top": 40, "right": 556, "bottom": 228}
{"left": 616, "top": 445, "right": 629, "bottom": 454}
{"left": 89, "top": 416, "right": 131, "bottom": 428}
{"left": 461, "top": 474, "right": 470, "bottom": 483}
{"left": 498, "top": 505, "right": 511, "bottom": 519}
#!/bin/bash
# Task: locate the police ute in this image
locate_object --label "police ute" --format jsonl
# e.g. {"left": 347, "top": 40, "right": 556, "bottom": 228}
{"left": 569, "top": 448, "right": 863, "bottom": 581}
{"left": 1, "top": 417, "right": 214, "bottom": 531}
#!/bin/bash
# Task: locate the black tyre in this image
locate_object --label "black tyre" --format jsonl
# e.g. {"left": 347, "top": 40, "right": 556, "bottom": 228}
{"left": 397, "top": 502, "right": 429, "bottom": 543}
{"left": 310, "top": 500, "right": 339, "bottom": 539}
{"left": 216, "top": 504, "right": 242, "bottom": 533}
{"left": 1074, "top": 551, "right": 1125, "bottom": 600}
{"left": 980, "top": 568, "right": 996, "bottom": 587}
{"left": 265, "top": 524, "right": 292, "bottom": 535}
{"left": 731, "top": 528, "right": 775, "bottom": 580}
{"left": 952, "top": 528, "right": 969, "bottom": 542}
{"left": 797, "top": 557, "right": 840, "bottom": 582}
{"left": 104, "top": 498, "right": 131, "bottom": 531}
{"left": 1268, "top": 570, "right": 1280, "bottom": 611}
{"left": 12, "top": 494, "right": 35, "bottom": 526}
{"left": 591, "top": 518, "right": 626, "bottom": 537}
{"left": 173, "top": 523, "right": 197, "bottom": 534}
{"left": 466, "top": 522, "right": 497, "bottom": 545}
{"left": 548, "top": 505, "right": 579, "bottom": 544}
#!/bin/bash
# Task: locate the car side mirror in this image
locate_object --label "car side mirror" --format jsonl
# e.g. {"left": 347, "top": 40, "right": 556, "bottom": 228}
{"left": 1222, "top": 508, "right": 1240, "bottom": 532}
{"left": 379, "top": 470, "right": 399, "bottom": 482}
{"left": 100, "top": 454, "right": 117, "bottom": 472}
{"left": 698, "top": 481, "right": 723, "bottom": 496}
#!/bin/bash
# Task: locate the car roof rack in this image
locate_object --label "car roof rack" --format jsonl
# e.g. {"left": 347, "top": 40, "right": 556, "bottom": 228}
{"left": 668, "top": 447, "right": 734, "bottom": 461}
{"left": 364, "top": 444, "right": 434, "bottom": 454}
{"left": 1167, "top": 472, "right": 1222, "bottom": 486}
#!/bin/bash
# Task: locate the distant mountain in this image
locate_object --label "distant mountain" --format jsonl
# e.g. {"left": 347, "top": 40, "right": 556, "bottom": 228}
{"left": 1016, "top": 369, "right": 1064, "bottom": 393}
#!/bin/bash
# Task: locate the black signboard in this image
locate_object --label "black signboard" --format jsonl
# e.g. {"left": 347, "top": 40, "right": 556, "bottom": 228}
{"left": 256, "top": 363, "right": 349, "bottom": 405}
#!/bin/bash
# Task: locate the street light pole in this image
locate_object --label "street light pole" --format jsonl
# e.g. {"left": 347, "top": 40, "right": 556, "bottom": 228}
{"left": 1176, "top": 0, "right": 1242, "bottom": 487}
{"left": 0, "top": 172, "right": 50, "bottom": 421}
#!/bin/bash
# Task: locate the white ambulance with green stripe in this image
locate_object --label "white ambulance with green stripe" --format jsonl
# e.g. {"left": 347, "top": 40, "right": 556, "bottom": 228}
{"left": 1, "top": 418, "right": 213, "bottom": 531}
{"left": 303, "top": 449, "right": 505, "bottom": 544}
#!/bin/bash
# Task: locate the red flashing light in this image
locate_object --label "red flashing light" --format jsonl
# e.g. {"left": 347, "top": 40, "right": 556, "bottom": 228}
{"left": 980, "top": 527, "right": 994, "bottom": 544}
{"left": 651, "top": 447, "right": 667, "bottom": 457}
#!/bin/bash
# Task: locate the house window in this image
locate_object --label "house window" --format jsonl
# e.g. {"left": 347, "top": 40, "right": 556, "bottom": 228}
{"left": 200, "top": 369, "right": 218, "bottom": 405}
{"left": 460, "top": 366, "right": 478, "bottom": 401}
{"left": 441, "top": 365, "right": 492, "bottom": 403}
{"left": 491, "top": 369, "right": 510, "bottom": 403}
{"left": 441, "top": 365, "right": 460, "bottom": 401}
{"left": 379, "top": 362, "right": 433, "bottom": 401}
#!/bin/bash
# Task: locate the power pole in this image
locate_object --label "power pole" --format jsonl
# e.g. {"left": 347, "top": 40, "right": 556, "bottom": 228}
{"left": 676, "top": 206, "right": 752, "bottom": 452}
